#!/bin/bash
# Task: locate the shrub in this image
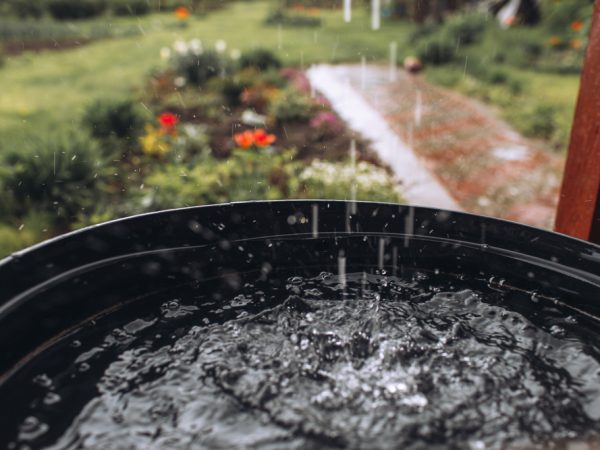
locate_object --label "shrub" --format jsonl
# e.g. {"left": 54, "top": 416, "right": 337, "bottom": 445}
{"left": 0, "top": 224, "right": 37, "bottom": 257}
{"left": 170, "top": 41, "right": 229, "bottom": 86}
{"left": 83, "top": 98, "right": 150, "bottom": 144}
{"left": 416, "top": 37, "right": 456, "bottom": 65}
{"left": 46, "top": 0, "right": 108, "bottom": 20}
{"left": 110, "top": 0, "right": 151, "bottom": 16}
{"left": 0, "top": 49, "right": 5, "bottom": 70}
{"left": 239, "top": 48, "right": 282, "bottom": 72}
{"left": 133, "top": 149, "right": 298, "bottom": 211}
{"left": 407, "top": 23, "right": 438, "bottom": 45}
{"left": 0, "top": 132, "right": 107, "bottom": 222}
{"left": 445, "top": 12, "right": 487, "bottom": 45}
{"left": 6, "top": 0, "right": 45, "bottom": 19}
{"left": 516, "top": 103, "right": 558, "bottom": 140}
{"left": 269, "top": 89, "right": 314, "bottom": 123}
{"left": 297, "top": 160, "right": 404, "bottom": 203}
{"left": 264, "top": 9, "right": 322, "bottom": 28}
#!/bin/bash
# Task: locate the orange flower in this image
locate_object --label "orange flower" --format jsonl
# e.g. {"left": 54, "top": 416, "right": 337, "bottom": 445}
{"left": 175, "top": 6, "right": 190, "bottom": 20}
{"left": 571, "top": 20, "right": 584, "bottom": 32}
{"left": 570, "top": 38, "right": 583, "bottom": 50}
{"left": 548, "top": 36, "right": 561, "bottom": 47}
{"left": 253, "top": 129, "right": 276, "bottom": 147}
{"left": 234, "top": 130, "right": 255, "bottom": 149}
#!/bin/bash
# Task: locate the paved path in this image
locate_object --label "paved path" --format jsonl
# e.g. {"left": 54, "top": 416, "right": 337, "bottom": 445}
{"left": 307, "top": 64, "right": 564, "bottom": 229}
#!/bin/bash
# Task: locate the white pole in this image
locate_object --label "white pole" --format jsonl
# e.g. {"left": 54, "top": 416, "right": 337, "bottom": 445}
{"left": 389, "top": 41, "right": 397, "bottom": 82}
{"left": 344, "top": 0, "right": 351, "bottom": 23}
{"left": 371, "top": 0, "right": 380, "bottom": 30}
{"left": 361, "top": 55, "right": 367, "bottom": 90}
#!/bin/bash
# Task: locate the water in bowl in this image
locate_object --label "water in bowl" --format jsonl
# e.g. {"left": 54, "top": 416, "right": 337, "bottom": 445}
{"left": 2, "top": 264, "right": 600, "bottom": 449}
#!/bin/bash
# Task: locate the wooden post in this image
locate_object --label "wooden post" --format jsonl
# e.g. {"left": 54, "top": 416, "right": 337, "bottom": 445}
{"left": 555, "top": 4, "right": 600, "bottom": 244}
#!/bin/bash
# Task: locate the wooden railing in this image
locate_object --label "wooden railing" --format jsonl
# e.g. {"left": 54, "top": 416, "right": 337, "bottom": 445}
{"left": 555, "top": 3, "right": 600, "bottom": 245}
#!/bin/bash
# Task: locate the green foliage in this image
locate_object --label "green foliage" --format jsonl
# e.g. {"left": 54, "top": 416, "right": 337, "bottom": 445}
{"left": 514, "top": 103, "right": 558, "bottom": 141}
{"left": 110, "top": 0, "right": 151, "bottom": 16}
{"left": 46, "top": 0, "right": 108, "bottom": 20}
{"left": 264, "top": 9, "right": 322, "bottom": 28}
{"left": 239, "top": 48, "right": 282, "bottom": 72}
{"left": 297, "top": 160, "right": 404, "bottom": 203}
{"left": 0, "top": 132, "right": 107, "bottom": 222}
{"left": 0, "top": 49, "right": 5, "bottom": 69}
{"left": 445, "top": 12, "right": 487, "bottom": 45}
{"left": 0, "top": 225, "right": 37, "bottom": 257}
{"left": 416, "top": 37, "right": 456, "bottom": 65}
{"left": 83, "top": 98, "right": 150, "bottom": 144}
{"left": 541, "top": 0, "right": 591, "bottom": 34}
{"left": 5, "top": 0, "right": 45, "bottom": 19}
{"left": 173, "top": 48, "right": 229, "bottom": 86}
{"left": 132, "top": 149, "right": 298, "bottom": 210}
{"left": 269, "top": 89, "right": 314, "bottom": 123}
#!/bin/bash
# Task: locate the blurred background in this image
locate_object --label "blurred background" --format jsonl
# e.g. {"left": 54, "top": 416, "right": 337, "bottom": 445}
{"left": 0, "top": 0, "right": 594, "bottom": 256}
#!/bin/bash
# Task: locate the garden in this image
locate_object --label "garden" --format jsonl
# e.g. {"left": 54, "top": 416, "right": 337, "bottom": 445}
{"left": 0, "top": 0, "right": 593, "bottom": 256}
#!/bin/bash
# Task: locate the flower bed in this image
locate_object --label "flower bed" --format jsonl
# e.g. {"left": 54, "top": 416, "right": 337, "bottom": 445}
{"left": 0, "top": 40, "right": 403, "bottom": 256}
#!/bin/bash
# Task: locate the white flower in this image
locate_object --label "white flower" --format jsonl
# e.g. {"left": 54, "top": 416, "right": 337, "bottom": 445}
{"left": 189, "top": 38, "right": 203, "bottom": 55}
{"left": 173, "top": 39, "right": 188, "bottom": 55}
{"left": 160, "top": 47, "right": 171, "bottom": 61}
{"left": 215, "top": 39, "right": 227, "bottom": 53}
{"left": 230, "top": 48, "right": 241, "bottom": 60}
{"left": 174, "top": 76, "right": 186, "bottom": 87}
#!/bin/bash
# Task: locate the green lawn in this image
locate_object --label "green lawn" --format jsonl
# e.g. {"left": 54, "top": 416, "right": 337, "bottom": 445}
{"left": 0, "top": 2, "right": 414, "bottom": 147}
{"left": 0, "top": 1, "right": 581, "bottom": 152}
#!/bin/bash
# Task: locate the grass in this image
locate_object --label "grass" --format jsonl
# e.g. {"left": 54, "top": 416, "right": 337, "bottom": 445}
{"left": 0, "top": 2, "right": 581, "bottom": 151}
{"left": 0, "top": 1, "right": 413, "bottom": 149}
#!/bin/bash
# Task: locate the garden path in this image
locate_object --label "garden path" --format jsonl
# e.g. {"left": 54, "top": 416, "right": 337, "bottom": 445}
{"left": 307, "top": 64, "right": 564, "bottom": 229}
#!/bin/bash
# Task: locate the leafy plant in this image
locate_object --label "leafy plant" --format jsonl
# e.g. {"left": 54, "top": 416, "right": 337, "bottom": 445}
{"left": 83, "top": 98, "right": 150, "bottom": 144}
{"left": 416, "top": 37, "right": 456, "bottom": 65}
{"left": 515, "top": 103, "right": 558, "bottom": 141}
{"left": 171, "top": 44, "right": 229, "bottom": 86}
{"left": 269, "top": 89, "right": 314, "bottom": 123}
{"left": 239, "top": 48, "right": 282, "bottom": 72}
{"left": 132, "top": 148, "right": 298, "bottom": 211}
{"left": 297, "top": 160, "right": 404, "bottom": 203}
{"left": 445, "top": 12, "right": 487, "bottom": 46}
{"left": 264, "top": 9, "right": 322, "bottom": 28}
{"left": 110, "top": 0, "right": 151, "bottom": 16}
{"left": 46, "top": 0, "right": 108, "bottom": 20}
{"left": 0, "top": 132, "right": 108, "bottom": 223}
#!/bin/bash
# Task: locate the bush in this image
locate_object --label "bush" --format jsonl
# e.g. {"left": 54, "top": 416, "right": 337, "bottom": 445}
{"left": 110, "top": 0, "right": 151, "bottom": 16}
{"left": 173, "top": 47, "right": 228, "bottom": 86}
{"left": 264, "top": 9, "right": 322, "bottom": 28}
{"left": 416, "top": 37, "right": 456, "bottom": 65}
{"left": 239, "top": 48, "right": 282, "bottom": 72}
{"left": 297, "top": 160, "right": 404, "bottom": 203}
{"left": 0, "top": 49, "right": 5, "bottom": 69}
{"left": 6, "top": 0, "right": 45, "bottom": 19}
{"left": 0, "top": 132, "right": 107, "bottom": 222}
{"left": 516, "top": 103, "right": 558, "bottom": 140}
{"left": 407, "top": 23, "right": 438, "bottom": 45}
{"left": 269, "top": 89, "right": 314, "bottom": 123}
{"left": 83, "top": 98, "right": 150, "bottom": 144}
{"left": 0, "top": 224, "right": 37, "bottom": 257}
{"left": 47, "top": 0, "right": 107, "bottom": 19}
{"left": 133, "top": 149, "right": 298, "bottom": 211}
{"left": 445, "top": 12, "right": 487, "bottom": 45}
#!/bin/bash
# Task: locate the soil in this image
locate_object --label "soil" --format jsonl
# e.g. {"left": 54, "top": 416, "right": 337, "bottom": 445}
{"left": 2, "top": 39, "right": 92, "bottom": 56}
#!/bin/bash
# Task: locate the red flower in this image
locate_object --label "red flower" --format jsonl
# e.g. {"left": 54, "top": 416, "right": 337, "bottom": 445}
{"left": 571, "top": 20, "right": 584, "bottom": 32}
{"left": 158, "top": 112, "right": 179, "bottom": 130}
{"left": 253, "top": 129, "right": 276, "bottom": 147}
{"left": 234, "top": 130, "right": 255, "bottom": 149}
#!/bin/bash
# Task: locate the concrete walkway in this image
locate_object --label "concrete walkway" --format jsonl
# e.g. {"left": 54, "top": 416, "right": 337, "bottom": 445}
{"left": 307, "top": 64, "right": 564, "bottom": 229}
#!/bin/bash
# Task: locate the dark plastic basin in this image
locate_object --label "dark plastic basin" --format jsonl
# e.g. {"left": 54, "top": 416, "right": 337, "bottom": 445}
{"left": 1, "top": 200, "right": 599, "bottom": 448}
